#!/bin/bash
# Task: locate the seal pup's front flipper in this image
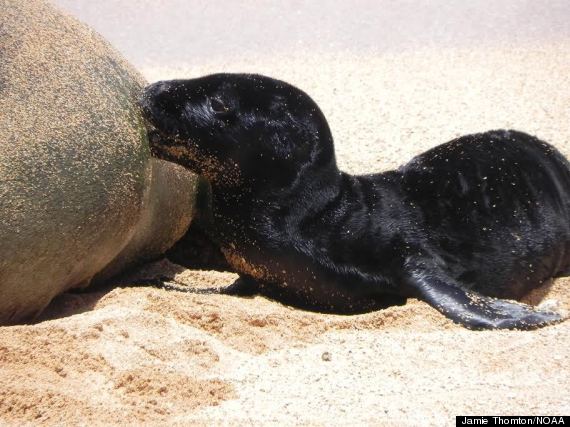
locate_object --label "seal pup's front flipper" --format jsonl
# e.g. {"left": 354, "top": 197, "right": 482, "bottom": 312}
{"left": 222, "top": 275, "right": 261, "bottom": 297}
{"left": 404, "top": 265, "right": 563, "bottom": 330}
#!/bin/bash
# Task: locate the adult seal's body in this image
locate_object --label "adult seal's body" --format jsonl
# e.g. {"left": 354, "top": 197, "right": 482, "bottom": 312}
{"left": 0, "top": 0, "right": 198, "bottom": 324}
{"left": 140, "top": 73, "right": 569, "bottom": 329}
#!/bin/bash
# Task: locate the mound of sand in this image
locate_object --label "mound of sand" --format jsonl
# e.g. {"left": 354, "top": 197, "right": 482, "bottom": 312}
{"left": 1, "top": 255, "right": 568, "bottom": 424}
{"left": 1, "top": 8, "right": 570, "bottom": 426}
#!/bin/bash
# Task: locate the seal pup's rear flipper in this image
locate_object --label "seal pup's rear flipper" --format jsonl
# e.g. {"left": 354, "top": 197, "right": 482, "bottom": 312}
{"left": 405, "top": 268, "right": 562, "bottom": 330}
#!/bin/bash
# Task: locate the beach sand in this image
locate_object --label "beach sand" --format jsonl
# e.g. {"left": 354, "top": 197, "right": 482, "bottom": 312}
{"left": 1, "top": 2, "right": 570, "bottom": 425}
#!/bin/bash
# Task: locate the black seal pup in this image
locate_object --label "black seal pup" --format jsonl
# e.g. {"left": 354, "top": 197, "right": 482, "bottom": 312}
{"left": 140, "top": 73, "right": 569, "bottom": 330}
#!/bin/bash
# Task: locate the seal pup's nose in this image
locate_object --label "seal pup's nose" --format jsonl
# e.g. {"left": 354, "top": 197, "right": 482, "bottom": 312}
{"left": 139, "top": 81, "right": 174, "bottom": 120}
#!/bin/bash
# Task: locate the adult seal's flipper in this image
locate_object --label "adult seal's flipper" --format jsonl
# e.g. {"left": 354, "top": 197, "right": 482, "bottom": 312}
{"left": 405, "top": 267, "right": 563, "bottom": 330}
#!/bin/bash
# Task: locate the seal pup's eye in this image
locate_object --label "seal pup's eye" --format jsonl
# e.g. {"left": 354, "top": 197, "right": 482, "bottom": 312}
{"left": 210, "top": 97, "right": 230, "bottom": 115}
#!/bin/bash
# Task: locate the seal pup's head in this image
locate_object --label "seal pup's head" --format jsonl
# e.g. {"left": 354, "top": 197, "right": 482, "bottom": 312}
{"left": 140, "top": 74, "right": 337, "bottom": 188}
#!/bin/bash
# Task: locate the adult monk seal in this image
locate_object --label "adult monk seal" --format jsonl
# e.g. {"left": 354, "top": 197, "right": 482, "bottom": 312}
{"left": 0, "top": 0, "right": 198, "bottom": 324}
{"left": 140, "top": 73, "right": 568, "bottom": 329}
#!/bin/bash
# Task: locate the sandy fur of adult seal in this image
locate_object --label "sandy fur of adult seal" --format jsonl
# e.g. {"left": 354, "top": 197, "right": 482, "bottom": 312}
{"left": 141, "top": 73, "right": 568, "bottom": 329}
{"left": 0, "top": 0, "right": 198, "bottom": 323}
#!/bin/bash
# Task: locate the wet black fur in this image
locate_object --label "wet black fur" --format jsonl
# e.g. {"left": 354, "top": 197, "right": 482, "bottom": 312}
{"left": 140, "top": 73, "right": 568, "bottom": 329}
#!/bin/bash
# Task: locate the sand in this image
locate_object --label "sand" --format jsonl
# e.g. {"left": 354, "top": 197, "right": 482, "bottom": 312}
{"left": 2, "top": 1, "right": 570, "bottom": 425}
